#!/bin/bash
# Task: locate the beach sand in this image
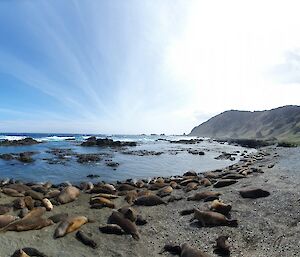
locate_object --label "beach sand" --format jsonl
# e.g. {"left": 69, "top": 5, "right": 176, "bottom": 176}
{"left": 0, "top": 146, "right": 299, "bottom": 257}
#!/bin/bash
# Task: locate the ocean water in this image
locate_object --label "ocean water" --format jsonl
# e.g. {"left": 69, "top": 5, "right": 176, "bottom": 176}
{"left": 0, "top": 133, "right": 254, "bottom": 184}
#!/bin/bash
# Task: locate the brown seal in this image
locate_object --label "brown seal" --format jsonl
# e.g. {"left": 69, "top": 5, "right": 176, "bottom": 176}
{"left": 90, "top": 197, "right": 115, "bottom": 208}
{"left": 0, "top": 215, "right": 18, "bottom": 228}
{"left": 91, "top": 193, "right": 119, "bottom": 199}
{"left": 191, "top": 210, "right": 237, "bottom": 227}
{"left": 239, "top": 188, "right": 270, "bottom": 199}
{"left": 13, "top": 198, "right": 26, "bottom": 209}
{"left": 45, "top": 189, "right": 61, "bottom": 199}
{"left": 187, "top": 191, "right": 221, "bottom": 201}
{"left": 108, "top": 211, "right": 140, "bottom": 240}
{"left": 118, "top": 206, "right": 137, "bottom": 222}
{"left": 200, "top": 178, "right": 212, "bottom": 187}
{"left": 210, "top": 200, "right": 232, "bottom": 216}
{"left": 124, "top": 190, "right": 138, "bottom": 204}
{"left": 134, "top": 195, "right": 167, "bottom": 206}
{"left": 57, "top": 186, "right": 80, "bottom": 204}
{"left": 66, "top": 216, "right": 88, "bottom": 233}
{"left": 24, "top": 196, "right": 35, "bottom": 210}
{"left": 0, "top": 215, "right": 53, "bottom": 232}
{"left": 181, "top": 243, "right": 211, "bottom": 257}
{"left": 0, "top": 204, "right": 11, "bottom": 215}
{"left": 24, "top": 190, "right": 43, "bottom": 201}
{"left": 2, "top": 188, "right": 24, "bottom": 197}
{"left": 157, "top": 186, "right": 173, "bottom": 197}
{"left": 185, "top": 182, "right": 198, "bottom": 192}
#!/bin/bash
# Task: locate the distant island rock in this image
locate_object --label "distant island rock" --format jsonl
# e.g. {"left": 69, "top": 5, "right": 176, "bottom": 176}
{"left": 81, "top": 137, "right": 137, "bottom": 147}
{"left": 190, "top": 105, "right": 300, "bottom": 144}
{"left": 0, "top": 137, "right": 40, "bottom": 146}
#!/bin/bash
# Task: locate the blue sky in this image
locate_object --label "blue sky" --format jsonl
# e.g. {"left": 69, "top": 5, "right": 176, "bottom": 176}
{"left": 0, "top": 0, "right": 299, "bottom": 134}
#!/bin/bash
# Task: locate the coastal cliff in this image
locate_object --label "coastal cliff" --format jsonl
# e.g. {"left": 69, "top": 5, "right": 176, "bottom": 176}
{"left": 190, "top": 105, "right": 300, "bottom": 143}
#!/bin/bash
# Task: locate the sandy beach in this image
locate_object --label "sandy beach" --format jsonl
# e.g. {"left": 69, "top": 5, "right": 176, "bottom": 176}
{"left": 0, "top": 146, "right": 299, "bottom": 257}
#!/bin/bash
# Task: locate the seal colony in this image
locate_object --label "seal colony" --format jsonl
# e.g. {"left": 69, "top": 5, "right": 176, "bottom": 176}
{"left": 0, "top": 146, "right": 299, "bottom": 256}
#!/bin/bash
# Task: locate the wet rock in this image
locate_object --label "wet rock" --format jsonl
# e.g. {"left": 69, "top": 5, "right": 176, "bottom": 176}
{"left": 0, "top": 154, "right": 14, "bottom": 161}
{"left": 81, "top": 137, "right": 136, "bottom": 147}
{"left": 77, "top": 154, "right": 102, "bottom": 163}
{"left": 122, "top": 150, "right": 163, "bottom": 156}
{"left": 0, "top": 137, "right": 39, "bottom": 146}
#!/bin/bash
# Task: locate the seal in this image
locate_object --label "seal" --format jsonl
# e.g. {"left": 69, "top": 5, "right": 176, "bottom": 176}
{"left": 76, "top": 230, "right": 98, "bottom": 249}
{"left": 99, "top": 224, "right": 124, "bottom": 235}
{"left": 181, "top": 243, "right": 212, "bottom": 257}
{"left": 42, "top": 198, "right": 53, "bottom": 211}
{"left": 117, "top": 184, "right": 136, "bottom": 191}
{"left": 0, "top": 215, "right": 18, "bottom": 228}
{"left": 157, "top": 186, "right": 173, "bottom": 197}
{"left": 200, "top": 178, "right": 212, "bottom": 187}
{"left": 57, "top": 186, "right": 80, "bottom": 204}
{"left": 45, "top": 189, "right": 61, "bottom": 199}
{"left": 214, "top": 236, "right": 230, "bottom": 256}
{"left": 13, "top": 198, "right": 26, "bottom": 209}
{"left": 24, "top": 190, "right": 43, "bottom": 201}
{"left": 90, "top": 197, "right": 115, "bottom": 208}
{"left": 12, "top": 248, "right": 47, "bottom": 257}
{"left": 213, "top": 179, "right": 237, "bottom": 188}
{"left": 54, "top": 219, "right": 70, "bottom": 238}
{"left": 210, "top": 200, "right": 232, "bottom": 216}
{"left": 136, "top": 214, "right": 147, "bottom": 225}
{"left": 160, "top": 243, "right": 181, "bottom": 255}
{"left": 108, "top": 211, "right": 140, "bottom": 240}
{"left": 18, "top": 208, "right": 29, "bottom": 218}
{"left": 24, "top": 196, "right": 35, "bottom": 210}
{"left": 191, "top": 210, "right": 237, "bottom": 227}
{"left": 66, "top": 216, "right": 88, "bottom": 233}
{"left": 0, "top": 215, "right": 53, "bottom": 232}
{"left": 187, "top": 191, "right": 221, "bottom": 201}
{"left": 0, "top": 204, "right": 11, "bottom": 215}
{"left": 124, "top": 190, "right": 138, "bottom": 204}
{"left": 118, "top": 206, "right": 137, "bottom": 222}
{"left": 185, "top": 182, "right": 198, "bottom": 192}
{"left": 91, "top": 193, "right": 119, "bottom": 199}
{"left": 49, "top": 213, "right": 69, "bottom": 223}
{"left": 11, "top": 249, "right": 30, "bottom": 257}
{"left": 2, "top": 188, "right": 24, "bottom": 197}
{"left": 134, "top": 195, "right": 167, "bottom": 206}
{"left": 239, "top": 188, "right": 270, "bottom": 199}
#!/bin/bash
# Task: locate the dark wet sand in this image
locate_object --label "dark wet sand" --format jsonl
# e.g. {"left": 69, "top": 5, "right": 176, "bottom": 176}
{"left": 0, "top": 146, "right": 299, "bottom": 257}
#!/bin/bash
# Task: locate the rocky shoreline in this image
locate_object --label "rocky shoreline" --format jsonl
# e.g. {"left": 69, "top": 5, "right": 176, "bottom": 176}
{"left": 0, "top": 146, "right": 298, "bottom": 256}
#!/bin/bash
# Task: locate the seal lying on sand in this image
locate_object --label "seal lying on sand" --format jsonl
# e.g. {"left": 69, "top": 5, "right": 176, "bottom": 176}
{"left": 210, "top": 200, "right": 232, "bottom": 216}
{"left": 239, "top": 188, "right": 270, "bottom": 199}
{"left": 76, "top": 230, "right": 98, "bottom": 249}
{"left": 54, "top": 216, "right": 88, "bottom": 238}
{"left": 191, "top": 210, "right": 237, "bottom": 227}
{"left": 187, "top": 191, "right": 221, "bottom": 201}
{"left": 214, "top": 236, "right": 230, "bottom": 256}
{"left": 0, "top": 215, "right": 18, "bottom": 228}
{"left": 181, "top": 243, "right": 212, "bottom": 257}
{"left": 99, "top": 224, "right": 124, "bottom": 235}
{"left": 57, "top": 186, "right": 80, "bottom": 204}
{"left": 108, "top": 211, "right": 140, "bottom": 240}
{"left": 11, "top": 247, "right": 47, "bottom": 257}
{"left": 134, "top": 195, "right": 167, "bottom": 206}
